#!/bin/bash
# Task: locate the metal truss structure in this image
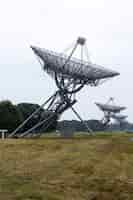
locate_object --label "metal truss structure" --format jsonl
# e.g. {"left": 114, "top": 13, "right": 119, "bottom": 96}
{"left": 8, "top": 37, "right": 120, "bottom": 138}
{"left": 95, "top": 97, "right": 126, "bottom": 128}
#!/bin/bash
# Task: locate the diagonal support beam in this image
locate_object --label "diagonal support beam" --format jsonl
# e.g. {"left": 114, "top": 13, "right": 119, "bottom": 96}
{"left": 70, "top": 106, "right": 93, "bottom": 134}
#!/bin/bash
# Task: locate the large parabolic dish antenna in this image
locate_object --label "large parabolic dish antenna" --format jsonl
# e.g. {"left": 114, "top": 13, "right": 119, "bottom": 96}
{"left": 9, "top": 37, "right": 120, "bottom": 138}
{"left": 95, "top": 97, "right": 126, "bottom": 128}
{"left": 111, "top": 113, "right": 128, "bottom": 130}
{"left": 31, "top": 47, "right": 119, "bottom": 82}
{"left": 31, "top": 39, "right": 119, "bottom": 93}
{"left": 95, "top": 103, "right": 126, "bottom": 113}
{"left": 111, "top": 114, "right": 127, "bottom": 121}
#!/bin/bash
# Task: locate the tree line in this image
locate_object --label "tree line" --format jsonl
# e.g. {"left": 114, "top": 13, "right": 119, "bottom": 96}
{"left": 0, "top": 100, "right": 57, "bottom": 134}
{"left": 0, "top": 100, "right": 132, "bottom": 135}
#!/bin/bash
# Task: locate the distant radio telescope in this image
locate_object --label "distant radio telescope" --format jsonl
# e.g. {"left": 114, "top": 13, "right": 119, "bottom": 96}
{"left": 95, "top": 97, "right": 127, "bottom": 129}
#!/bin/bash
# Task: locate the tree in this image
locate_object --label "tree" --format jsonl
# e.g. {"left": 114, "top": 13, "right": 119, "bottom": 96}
{"left": 0, "top": 100, "right": 23, "bottom": 133}
{"left": 17, "top": 103, "right": 58, "bottom": 133}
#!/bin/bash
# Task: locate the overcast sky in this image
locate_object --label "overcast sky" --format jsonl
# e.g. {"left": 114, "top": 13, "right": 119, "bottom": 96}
{"left": 0, "top": 0, "right": 133, "bottom": 122}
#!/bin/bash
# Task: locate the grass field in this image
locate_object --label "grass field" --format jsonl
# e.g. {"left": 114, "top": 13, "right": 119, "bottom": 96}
{"left": 1, "top": 133, "right": 133, "bottom": 199}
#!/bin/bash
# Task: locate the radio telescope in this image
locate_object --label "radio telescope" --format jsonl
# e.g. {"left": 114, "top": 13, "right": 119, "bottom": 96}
{"left": 111, "top": 114, "right": 127, "bottom": 121}
{"left": 111, "top": 113, "right": 128, "bottom": 130}
{"left": 95, "top": 97, "right": 126, "bottom": 128}
{"left": 9, "top": 37, "right": 120, "bottom": 138}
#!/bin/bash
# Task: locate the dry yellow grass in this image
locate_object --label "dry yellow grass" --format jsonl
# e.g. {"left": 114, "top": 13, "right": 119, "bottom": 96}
{"left": 0, "top": 134, "right": 133, "bottom": 199}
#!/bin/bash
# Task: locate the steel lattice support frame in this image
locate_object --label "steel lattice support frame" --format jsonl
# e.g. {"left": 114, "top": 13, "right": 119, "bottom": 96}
{"left": 8, "top": 38, "right": 93, "bottom": 138}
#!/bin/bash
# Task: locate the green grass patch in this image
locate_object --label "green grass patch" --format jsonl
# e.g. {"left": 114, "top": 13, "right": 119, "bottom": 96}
{"left": 0, "top": 133, "right": 133, "bottom": 199}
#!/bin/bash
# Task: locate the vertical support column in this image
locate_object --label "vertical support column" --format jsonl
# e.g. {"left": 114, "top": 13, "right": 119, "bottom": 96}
{"left": 0, "top": 130, "right": 8, "bottom": 139}
{"left": 2, "top": 131, "right": 5, "bottom": 140}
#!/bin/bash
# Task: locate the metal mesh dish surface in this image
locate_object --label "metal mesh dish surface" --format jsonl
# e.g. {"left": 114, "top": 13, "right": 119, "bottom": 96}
{"left": 31, "top": 46, "right": 120, "bottom": 83}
